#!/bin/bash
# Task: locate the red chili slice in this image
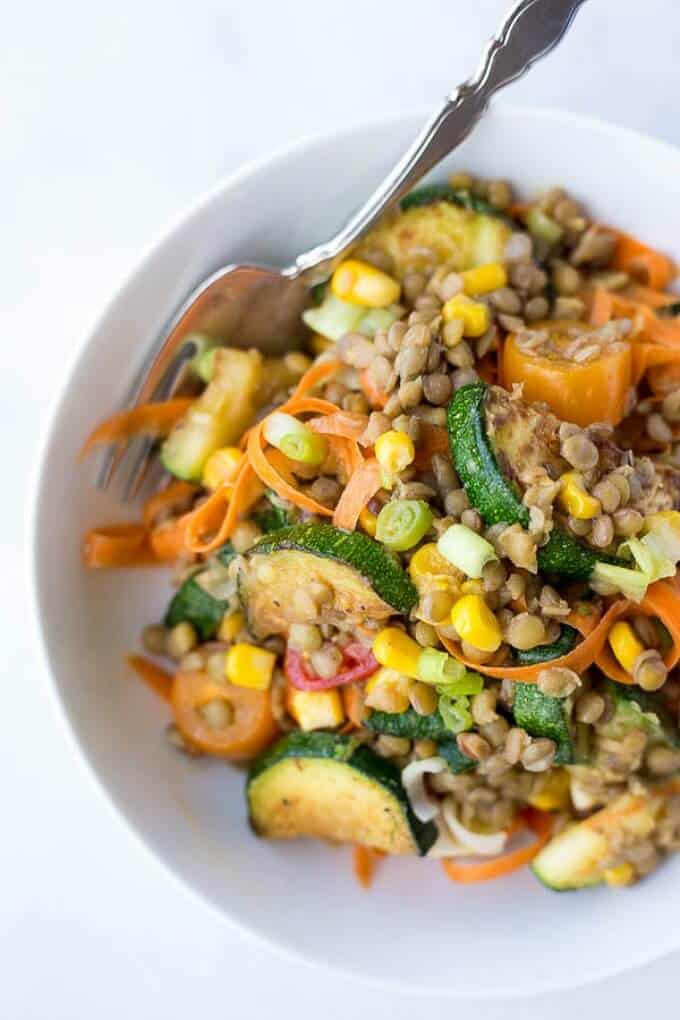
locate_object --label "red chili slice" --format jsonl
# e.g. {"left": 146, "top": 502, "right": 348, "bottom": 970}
{"left": 285, "top": 643, "right": 379, "bottom": 691}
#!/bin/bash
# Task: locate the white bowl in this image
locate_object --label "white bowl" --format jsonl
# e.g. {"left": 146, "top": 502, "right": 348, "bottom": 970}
{"left": 31, "top": 105, "right": 680, "bottom": 999}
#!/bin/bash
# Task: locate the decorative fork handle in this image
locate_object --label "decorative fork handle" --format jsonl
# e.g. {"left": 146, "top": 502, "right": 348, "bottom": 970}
{"left": 290, "top": 0, "right": 587, "bottom": 284}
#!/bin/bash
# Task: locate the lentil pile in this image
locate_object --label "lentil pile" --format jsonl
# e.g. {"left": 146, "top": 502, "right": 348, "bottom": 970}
{"left": 84, "top": 170, "right": 680, "bottom": 890}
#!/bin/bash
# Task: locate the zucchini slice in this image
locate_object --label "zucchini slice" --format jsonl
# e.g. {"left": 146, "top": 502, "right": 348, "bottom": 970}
{"left": 512, "top": 683, "right": 573, "bottom": 764}
{"left": 356, "top": 202, "right": 511, "bottom": 277}
{"left": 532, "top": 792, "right": 661, "bottom": 890}
{"left": 239, "top": 523, "right": 417, "bottom": 637}
{"left": 400, "top": 183, "right": 506, "bottom": 219}
{"left": 448, "top": 383, "right": 619, "bottom": 579}
{"left": 366, "top": 707, "right": 451, "bottom": 743}
{"left": 161, "top": 347, "right": 263, "bottom": 481}
{"left": 600, "top": 681, "right": 680, "bottom": 747}
{"left": 247, "top": 732, "right": 437, "bottom": 855}
{"left": 513, "top": 625, "right": 578, "bottom": 666}
{"left": 164, "top": 543, "right": 236, "bottom": 639}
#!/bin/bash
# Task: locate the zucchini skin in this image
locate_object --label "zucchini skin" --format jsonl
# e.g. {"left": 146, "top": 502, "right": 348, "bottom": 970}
{"left": 512, "top": 683, "right": 573, "bottom": 764}
{"left": 448, "top": 384, "right": 604, "bottom": 580}
{"left": 513, "top": 625, "right": 578, "bottom": 666}
{"left": 248, "top": 523, "right": 418, "bottom": 614}
{"left": 366, "top": 707, "right": 451, "bottom": 742}
{"left": 607, "top": 681, "right": 680, "bottom": 747}
{"left": 247, "top": 732, "right": 437, "bottom": 855}
{"left": 164, "top": 541, "right": 236, "bottom": 639}
{"left": 401, "top": 184, "right": 505, "bottom": 219}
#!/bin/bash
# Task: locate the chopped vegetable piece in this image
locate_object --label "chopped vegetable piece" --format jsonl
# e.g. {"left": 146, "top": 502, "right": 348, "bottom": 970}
{"left": 375, "top": 499, "right": 433, "bottom": 552}
{"left": 373, "top": 628, "right": 421, "bottom": 677}
{"left": 286, "top": 686, "right": 345, "bottom": 730}
{"left": 330, "top": 258, "right": 401, "bottom": 308}
{"left": 437, "top": 523, "right": 498, "bottom": 578}
{"left": 263, "top": 411, "right": 328, "bottom": 466}
{"left": 443, "top": 808, "right": 552, "bottom": 883}
{"left": 171, "top": 671, "right": 278, "bottom": 759}
{"left": 284, "top": 644, "right": 378, "bottom": 691}
{"left": 449, "top": 594, "right": 502, "bottom": 653}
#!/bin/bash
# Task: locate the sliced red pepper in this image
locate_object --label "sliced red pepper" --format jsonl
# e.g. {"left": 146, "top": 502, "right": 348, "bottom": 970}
{"left": 285, "top": 643, "right": 379, "bottom": 691}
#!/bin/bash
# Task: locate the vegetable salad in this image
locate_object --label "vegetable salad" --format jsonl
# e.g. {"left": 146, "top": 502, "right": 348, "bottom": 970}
{"left": 83, "top": 172, "right": 680, "bottom": 891}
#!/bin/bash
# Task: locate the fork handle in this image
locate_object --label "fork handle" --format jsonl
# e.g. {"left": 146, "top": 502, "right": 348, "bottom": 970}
{"left": 289, "top": 0, "right": 586, "bottom": 284}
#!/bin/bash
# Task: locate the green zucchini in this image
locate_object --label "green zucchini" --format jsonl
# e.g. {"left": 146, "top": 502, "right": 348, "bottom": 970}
{"left": 366, "top": 707, "right": 450, "bottom": 742}
{"left": 600, "top": 681, "right": 680, "bottom": 747}
{"left": 512, "top": 683, "right": 573, "bottom": 764}
{"left": 401, "top": 183, "right": 504, "bottom": 219}
{"left": 161, "top": 347, "right": 263, "bottom": 481}
{"left": 532, "top": 791, "right": 661, "bottom": 891}
{"left": 447, "top": 383, "right": 618, "bottom": 580}
{"left": 164, "top": 542, "right": 236, "bottom": 639}
{"left": 247, "top": 732, "right": 437, "bottom": 855}
{"left": 513, "top": 626, "right": 578, "bottom": 666}
{"left": 437, "top": 739, "right": 477, "bottom": 774}
{"left": 251, "top": 496, "right": 293, "bottom": 534}
{"left": 239, "top": 523, "right": 417, "bottom": 636}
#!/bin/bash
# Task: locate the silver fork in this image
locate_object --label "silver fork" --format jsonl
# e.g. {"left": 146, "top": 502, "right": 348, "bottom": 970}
{"left": 97, "top": 0, "right": 586, "bottom": 499}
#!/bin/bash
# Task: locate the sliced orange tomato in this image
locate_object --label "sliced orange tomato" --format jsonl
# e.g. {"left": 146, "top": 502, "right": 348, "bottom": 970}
{"left": 171, "top": 671, "right": 278, "bottom": 759}
{"left": 502, "top": 323, "right": 633, "bottom": 427}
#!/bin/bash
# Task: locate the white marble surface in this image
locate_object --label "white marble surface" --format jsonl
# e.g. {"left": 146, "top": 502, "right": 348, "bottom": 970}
{"left": 4, "top": 1, "right": 680, "bottom": 1016}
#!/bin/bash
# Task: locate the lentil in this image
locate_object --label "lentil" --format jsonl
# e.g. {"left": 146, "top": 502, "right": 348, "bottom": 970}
{"left": 647, "top": 413, "right": 673, "bottom": 444}
{"left": 409, "top": 681, "right": 439, "bottom": 716}
{"left": 575, "top": 690, "right": 605, "bottom": 724}
{"left": 166, "top": 622, "right": 198, "bottom": 660}
{"left": 646, "top": 745, "right": 680, "bottom": 776}
{"left": 457, "top": 732, "right": 492, "bottom": 761}
{"left": 591, "top": 514, "right": 614, "bottom": 548}
{"left": 142, "top": 624, "right": 167, "bottom": 656}
{"left": 632, "top": 649, "right": 667, "bottom": 691}
{"left": 561, "top": 432, "right": 599, "bottom": 471}
{"left": 504, "top": 727, "right": 531, "bottom": 765}
{"left": 423, "top": 372, "right": 452, "bottom": 405}
{"left": 521, "top": 738, "right": 556, "bottom": 772}
{"left": 310, "top": 643, "right": 344, "bottom": 679}
{"left": 537, "top": 666, "right": 581, "bottom": 698}
{"left": 613, "top": 508, "right": 644, "bottom": 537}
{"left": 471, "top": 689, "right": 499, "bottom": 726}
{"left": 414, "top": 738, "right": 439, "bottom": 759}
{"left": 337, "top": 332, "right": 376, "bottom": 368}
{"left": 199, "top": 698, "right": 233, "bottom": 729}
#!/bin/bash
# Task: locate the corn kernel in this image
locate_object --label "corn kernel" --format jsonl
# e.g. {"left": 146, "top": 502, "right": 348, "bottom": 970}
{"left": 461, "top": 579, "right": 484, "bottom": 595}
{"left": 408, "top": 542, "right": 457, "bottom": 581}
{"left": 608, "top": 621, "right": 645, "bottom": 675}
{"left": 225, "top": 643, "right": 276, "bottom": 690}
{"left": 529, "top": 768, "right": 571, "bottom": 811}
{"left": 358, "top": 508, "right": 378, "bottom": 537}
{"left": 372, "top": 628, "right": 421, "bottom": 678}
{"left": 330, "top": 258, "right": 401, "bottom": 308}
{"left": 461, "top": 263, "right": 507, "bottom": 297}
{"left": 365, "top": 667, "right": 412, "bottom": 713}
{"left": 374, "top": 430, "right": 415, "bottom": 475}
{"left": 450, "top": 594, "right": 502, "bottom": 653}
{"left": 286, "top": 687, "right": 344, "bottom": 731}
{"left": 202, "top": 447, "right": 243, "bottom": 490}
{"left": 604, "top": 863, "right": 636, "bottom": 887}
{"left": 218, "top": 610, "right": 244, "bottom": 643}
{"left": 558, "top": 472, "right": 602, "bottom": 520}
{"left": 310, "top": 333, "right": 335, "bottom": 355}
{"left": 442, "top": 295, "right": 490, "bottom": 337}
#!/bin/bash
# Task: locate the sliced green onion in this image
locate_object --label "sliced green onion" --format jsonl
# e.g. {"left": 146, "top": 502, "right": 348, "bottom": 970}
{"left": 375, "top": 500, "right": 433, "bottom": 552}
{"left": 592, "top": 561, "right": 649, "bottom": 602}
{"left": 417, "top": 648, "right": 465, "bottom": 686}
{"left": 302, "top": 293, "right": 365, "bottom": 341}
{"left": 263, "top": 411, "right": 328, "bottom": 466}
{"left": 526, "top": 207, "right": 564, "bottom": 245}
{"left": 437, "top": 674, "right": 484, "bottom": 699}
{"left": 619, "top": 536, "right": 675, "bottom": 582}
{"left": 438, "top": 694, "right": 473, "bottom": 735}
{"left": 643, "top": 520, "right": 680, "bottom": 563}
{"left": 188, "top": 337, "right": 218, "bottom": 381}
{"left": 437, "top": 523, "right": 498, "bottom": 579}
{"left": 357, "top": 305, "right": 402, "bottom": 337}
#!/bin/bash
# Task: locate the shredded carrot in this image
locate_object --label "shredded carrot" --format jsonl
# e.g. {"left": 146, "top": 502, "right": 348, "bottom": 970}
{"left": 324, "top": 435, "right": 364, "bottom": 483}
{"left": 611, "top": 229, "right": 676, "bottom": 290}
{"left": 589, "top": 287, "right": 614, "bottom": 326}
{"left": 413, "top": 424, "right": 449, "bottom": 470}
{"left": 352, "top": 846, "right": 384, "bottom": 888}
{"left": 149, "top": 515, "right": 192, "bottom": 562}
{"left": 441, "top": 809, "right": 552, "bottom": 884}
{"left": 333, "top": 458, "right": 382, "bottom": 531}
{"left": 631, "top": 342, "right": 680, "bottom": 386}
{"left": 308, "top": 410, "right": 370, "bottom": 444}
{"left": 438, "top": 599, "right": 631, "bottom": 682}
{"left": 611, "top": 295, "right": 680, "bottom": 347}
{"left": 291, "top": 358, "right": 342, "bottom": 398}
{"left": 79, "top": 399, "right": 192, "bottom": 460}
{"left": 342, "top": 684, "right": 367, "bottom": 730}
{"left": 359, "top": 366, "right": 388, "bottom": 409}
{"left": 83, "top": 523, "right": 157, "bottom": 568}
{"left": 126, "top": 654, "right": 174, "bottom": 702}
{"left": 595, "top": 580, "right": 680, "bottom": 684}
{"left": 625, "top": 285, "right": 680, "bottom": 310}
{"left": 648, "top": 359, "right": 680, "bottom": 396}
{"left": 143, "top": 480, "right": 198, "bottom": 529}
{"left": 185, "top": 460, "right": 265, "bottom": 554}
{"left": 247, "top": 421, "right": 333, "bottom": 518}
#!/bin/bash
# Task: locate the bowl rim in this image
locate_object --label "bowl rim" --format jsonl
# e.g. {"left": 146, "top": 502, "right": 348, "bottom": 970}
{"left": 28, "top": 102, "right": 680, "bottom": 1000}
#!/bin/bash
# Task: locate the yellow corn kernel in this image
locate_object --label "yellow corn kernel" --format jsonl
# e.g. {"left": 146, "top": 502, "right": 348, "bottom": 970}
{"left": 558, "top": 472, "right": 602, "bottom": 520}
{"left": 358, "top": 508, "right": 378, "bottom": 537}
{"left": 372, "top": 627, "right": 421, "bottom": 678}
{"left": 285, "top": 687, "right": 344, "bottom": 731}
{"left": 218, "top": 610, "right": 245, "bottom": 643}
{"left": 330, "top": 258, "right": 401, "bottom": 308}
{"left": 310, "top": 332, "right": 335, "bottom": 355}
{"left": 604, "top": 863, "right": 636, "bottom": 888}
{"left": 442, "top": 295, "right": 490, "bottom": 337}
{"left": 374, "top": 429, "right": 415, "bottom": 475}
{"left": 225, "top": 643, "right": 276, "bottom": 691}
{"left": 450, "top": 594, "right": 502, "bottom": 653}
{"left": 529, "top": 768, "right": 571, "bottom": 811}
{"left": 364, "top": 667, "right": 412, "bottom": 713}
{"left": 408, "top": 543, "right": 456, "bottom": 581}
{"left": 461, "top": 579, "right": 484, "bottom": 595}
{"left": 202, "top": 446, "right": 243, "bottom": 490}
{"left": 608, "top": 621, "right": 645, "bottom": 674}
{"left": 461, "top": 262, "right": 508, "bottom": 297}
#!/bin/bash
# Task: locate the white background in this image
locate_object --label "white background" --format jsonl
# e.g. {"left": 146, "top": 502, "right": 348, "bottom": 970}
{"left": 5, "top": 1, "right": 680, "bottom": 1016}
